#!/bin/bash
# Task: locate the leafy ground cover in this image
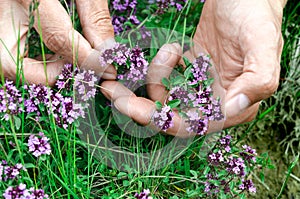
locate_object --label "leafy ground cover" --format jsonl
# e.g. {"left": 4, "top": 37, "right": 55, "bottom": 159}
{"left": 0, "top": 0, "right": 299, "bottom": 198}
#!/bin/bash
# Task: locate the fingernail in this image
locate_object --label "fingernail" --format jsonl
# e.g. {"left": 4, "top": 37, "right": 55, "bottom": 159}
{"left": 154, "top": 44, "right": 171, "bottom": 64}
{"left": 225, "top": 93, "right": 250, "bottom": 118}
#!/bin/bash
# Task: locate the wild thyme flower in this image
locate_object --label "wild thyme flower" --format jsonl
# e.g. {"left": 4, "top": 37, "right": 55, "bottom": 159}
{"left": 99, "top": 43, "right": 130, "bottom": 66}
{"left": 156, "top": 0, "right": 187, "bottom": 14}
{"left": 24, "top": 84, "right": 52, "bottom": 117}
{"left": 239, "top": 179, "right": 256, "bottom": 193}
{"left": 3, "top": 183, "right": 30, "bottom": 199}
{"left": 152, "top": 105, "right": 174, "bottom": 132}
{"left": 126, "top": 46, "right": 149, "bottom": 82}
{"left": 0, "top": 80, "right": 23, "bottom": 120}
{"left": 3, "top": 163, "right": 26, "bottom": 181}
{"left": 28, "top": 188, "right": 49, "bottom": 199}
{"left": 185, "top": 110, "right": 208, "bottom": 135}
{"left": 207, "top": 150, "right": 224, "bottom": 166}
{"left": 112, "top": 0, "right": 137, "bottom": 12}
{"left": 240, "top": 145, "right": 257, "bottom": 163}
{"left": 28, "top": 132, "right": 51, "bottom": 157}
{"left": 168, "top": 86, "right": 189, "bottom": 105}
{"left": 188, "top": 54, "right": 210, "bottom": 85}
{"left": 74, "top": 70, "right": 98, "bottom": 102}
{"left": 226, "top": 156, "right": 246, "bottom": 177}
{"left": 134, "top": 189, "right": 152, "bottom": 199}
{"left": 56, "top": 63, "right": 76, "bottom": 91}
{"left": 100, "top": 44, "right": 149, "bottom": 89}
{"left": 218, "top": 135, "right": 232, "bottom": 153}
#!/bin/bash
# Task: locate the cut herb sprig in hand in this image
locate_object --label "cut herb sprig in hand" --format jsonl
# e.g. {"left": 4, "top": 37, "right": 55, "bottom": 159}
{"left": 100, "top": 42, "right": 224, "bottom": 137}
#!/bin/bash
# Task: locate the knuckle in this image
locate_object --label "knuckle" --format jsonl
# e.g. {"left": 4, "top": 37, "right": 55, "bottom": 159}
{"left": 44, "top": 29, "right": 70, "bottom": 53}
{"left": 88, "top": 10, "right": 112, "bottom": 27}
{"left": 259, "top": 71, "right": 279, "bottom": 96}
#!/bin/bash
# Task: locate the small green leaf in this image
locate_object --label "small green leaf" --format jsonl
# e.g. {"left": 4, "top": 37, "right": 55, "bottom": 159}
{"left": 161, "top": 77, "right": 170, "bottom": 89}
{"left": 155, "top": 101, "right": 163, "bottom": 109}
{"left": 183, "top": 56, "right": 192, "bottom": 68}
{"left": 14, "top": 116, "right": 21, "bottom": 130}
{"left": 190, "top": 170, "right": 198, "bottom": 178}
{"left": 24, "top": 163, "right": 36, "bottom": 169}
{"left": 168, "top": 99, "right": 181, "bottom": 109}
{"left": 123, "top": 180, "right": 130, "bottom": 187}
{"left": 171, "top": 75, "right": 185, "bottom": 85}
{"left": 184, "top": 67, "right": 192, "bottom": 79}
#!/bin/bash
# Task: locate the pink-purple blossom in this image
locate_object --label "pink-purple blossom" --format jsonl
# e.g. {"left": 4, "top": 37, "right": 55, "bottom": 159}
{"left": 28, "top": 132, "right": 51, "bottom": 157}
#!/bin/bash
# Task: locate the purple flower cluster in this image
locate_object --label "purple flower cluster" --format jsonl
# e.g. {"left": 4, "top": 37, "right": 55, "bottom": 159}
{"left": 99, "top": 43, "right": 130, "bottom": 66}
{"left": 110, "top": 0, "right": 151, "bottom": 39}
{"left": 185, "top": 110, "right": 208, "bottom": 135}
{"left": 239, "top": 179, "right": 256, "bottom": 193}
{"left": 155, "top": 0, "right": 187, "bottom": 14}
{"left": 152, "top": 105, "right": 174, "bottom": 132}
{"left": 219, "top": 135, "right": 232, "bottom": 153}
{"left": 240, "top": 145, "right": 257, "bottom": 163}
{"left": 100, "top": 43, "right": 149, "bottom": 89}
{"left": 110, "top": 0, "right": 137, "bottom": 34}
{"left": 56, "top": 63, "right": 76, "bottom": 91}
{"left": 28, "top": 132, "right": 51, "bottom": 157}
{"left": 226, "top": 156, "right": 246, "bottom": 177}
{"left": 3, "top": 183, "right": 48, "bottom": 199}
{"left": 134, "top": 189, "right": 152, "bottom": 199}
{"left": 0, "top": 161, "right": 26, "bottom": 181}
{"left": 0, "top": 80, "right": 23, "bottom": 120}
{"left": 168, "top": 86, "right": 189, "bottom": 105}
{"left": 162, "top": 53, "right": 224, "bottom": 135}
{"left": 203, "top": 135, "right": 259, "bottom": 195}
{"left": 74, "top": 70, "right": 98, "bottom": 102}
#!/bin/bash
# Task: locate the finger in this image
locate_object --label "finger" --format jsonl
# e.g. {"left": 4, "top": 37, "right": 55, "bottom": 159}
{"left": 223, "top": 103, "right": 260, "bottom": 128}
{"left": 147, "top": 43, "right": 182, "bottom": 102}
{"left": 19, "top": 0, "right": 116, "bottom": 79}
{"left": 101, "top": 81, "right": 222, "bottom": 138}
{"left": 1, "top": 54, "right": 64, "bottom": 86}
{"left": 75, "top": 0, "right": 115, "bottom": 50}
{"left": 225, "top": 21, "right": 282, "bottom": 119}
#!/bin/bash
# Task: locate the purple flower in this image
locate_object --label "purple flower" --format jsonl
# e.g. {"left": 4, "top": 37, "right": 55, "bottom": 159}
{"left": 3, "top": 183, "right": 30, "bottom": 199}
{"left": 28, "top": 188, "right": 49, "bottom": 199}
{"left": 155, "top": 0, "right": 187, "bottom": 14}
{"left": 55, "top": 63, "right": 76, "bottom": 91}
{"left": 218, "top": 135, "right": 232, "bottom": 153}
{"left": 240, "top": 145, "right": 257, "bottom": 163}
{"left": 239, "top": 179, "right": 256, "bottom": 193}
{"left": 152, "top": 105, "right": 174, "bottom": 132}
{"left": 100, "top": 44, "right": 149, "bottom": 90}
{"left": 226, "top": 156, "right": 246, "bottom": 177}
{"left": 134, "top": 189, "right": 152, "bottom": 199}
{"left": 126, "top": 46, "right": 149, "bottom": 83}
{"left": 0, "top": 161, "right": 26, "bottom": 181}
{"left": 185, "top": 110, "right": 208, "bottom": 135}
{"left": 207, "top": 151, "right": 224, "bottom": 166}
{"left": 168, "top": 86, "right": 189, "bottom": 105}
{"left": 188, "top": 54, "right": 210, "bottom": 85}
{"left": 28, "top": 132, "right": 51, "bottom": 157}
{"left": 74, "top": 70, "right": 98, "bottom": 102}
{"left": 0, "top": 80, "right": 23, "bottom": 120}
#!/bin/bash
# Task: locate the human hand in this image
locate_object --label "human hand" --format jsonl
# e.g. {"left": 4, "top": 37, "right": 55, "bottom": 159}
{"left": 100, "top": 0, "right": 285, "bottom": 137}
{"left": 191, "top": 0, "right": 284, "bottom": 128}
{"left": 0, "top": 0, "right": 116, "bottom": 86}
{"left": 101, "top": 43, "right": 224, "bottom": 137}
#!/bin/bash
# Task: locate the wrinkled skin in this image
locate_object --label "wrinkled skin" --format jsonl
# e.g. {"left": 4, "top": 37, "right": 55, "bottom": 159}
{"left": 0, "top": 0, "right": 116, "bottom": 85}
{"left": 101, "top": 0, "right": 285, "bottom": 137}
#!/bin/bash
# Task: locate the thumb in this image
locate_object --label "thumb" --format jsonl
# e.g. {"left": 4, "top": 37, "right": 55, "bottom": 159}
{"left": 225, "top": 68, "right": 279, "bottom": 119}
